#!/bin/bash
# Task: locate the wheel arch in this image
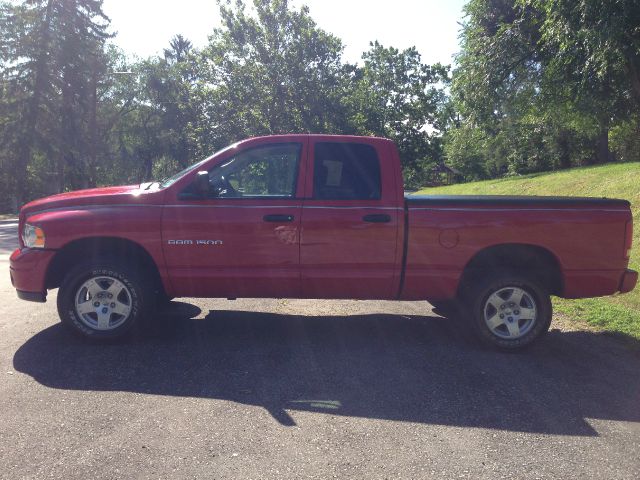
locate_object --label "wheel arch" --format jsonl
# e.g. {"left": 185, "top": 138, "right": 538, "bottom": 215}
{"left": 46, "top": 236, "right": 165, "bottom": 296}
{"left": 457, "top": 243, "right": 564, "bottom": 297}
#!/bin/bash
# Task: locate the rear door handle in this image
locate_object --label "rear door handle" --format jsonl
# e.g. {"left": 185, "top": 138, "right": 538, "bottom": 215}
{"left": 263, "top": 214, "right": 294, "bottom": 222}
{"left": 362, "top": 214, "right": 391, "bottom": 223}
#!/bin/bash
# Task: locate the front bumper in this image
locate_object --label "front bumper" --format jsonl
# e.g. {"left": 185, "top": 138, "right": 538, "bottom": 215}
{"left": 9, "top": 248, "right": 56, "bottom": 302}
{"left": 619, "top": 269, "right": 638, "bottom": 294}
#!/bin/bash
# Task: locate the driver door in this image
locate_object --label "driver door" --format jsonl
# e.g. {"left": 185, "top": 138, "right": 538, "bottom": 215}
{"left": 162, "top": 139, "right": 308, "bottom": 298}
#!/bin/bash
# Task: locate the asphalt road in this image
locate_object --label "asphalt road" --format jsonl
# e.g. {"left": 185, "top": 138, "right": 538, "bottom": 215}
{"left": 1, "top": 219, "right": 639, "bottom": 479}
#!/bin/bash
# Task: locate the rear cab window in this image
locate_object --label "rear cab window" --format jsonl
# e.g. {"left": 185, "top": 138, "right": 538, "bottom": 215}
{"left": 313, "top": 142, "right": 382, "bottom": 200}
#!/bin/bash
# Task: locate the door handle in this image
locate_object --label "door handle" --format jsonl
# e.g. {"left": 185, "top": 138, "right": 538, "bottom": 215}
{"left": 362, "top": 214, "right": 391, "bottom": 223}
{"left": 263, "top": 214, "right": 294, "bottom": 222}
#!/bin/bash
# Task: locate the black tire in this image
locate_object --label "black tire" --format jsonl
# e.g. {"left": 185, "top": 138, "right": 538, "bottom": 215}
{"left": 465, "top": 271, "right": 552, "bottom": 351}
{"left": 57, "top": 260, "right": 149, "bottom": 340}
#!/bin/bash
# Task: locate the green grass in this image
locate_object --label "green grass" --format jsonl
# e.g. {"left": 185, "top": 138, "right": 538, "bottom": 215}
{"left": 415, "top": 163, "right": 640, "bottom": 340}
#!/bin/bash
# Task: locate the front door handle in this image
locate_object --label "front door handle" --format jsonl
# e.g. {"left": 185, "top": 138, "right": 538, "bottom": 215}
{"left": 263, "top": 214, "right": 294, "bottom": 222}
{"left": 362, "top": 214, "right": 391, "bottom": 223}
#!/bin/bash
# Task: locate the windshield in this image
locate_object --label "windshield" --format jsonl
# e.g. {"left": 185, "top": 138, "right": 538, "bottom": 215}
{"left": 159, "top": 143, "right": 239, "bottom": 188}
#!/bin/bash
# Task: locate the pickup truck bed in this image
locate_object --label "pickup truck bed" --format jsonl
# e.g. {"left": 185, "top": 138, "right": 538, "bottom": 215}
{"left": 403, "top": 195, "right": 633, "bottom": 300}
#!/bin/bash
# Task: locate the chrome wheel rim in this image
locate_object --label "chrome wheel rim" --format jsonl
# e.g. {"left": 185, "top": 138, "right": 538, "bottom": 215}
{"left": 483, "top": 287, "right": 537, "bottom": 340}
{"left": 74, "top": 276, "right": 132, "bottom": 331}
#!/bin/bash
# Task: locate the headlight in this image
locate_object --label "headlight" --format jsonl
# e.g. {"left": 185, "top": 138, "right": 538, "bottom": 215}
{"left": 22, "top": 224, "right": 46, "bottom": 248}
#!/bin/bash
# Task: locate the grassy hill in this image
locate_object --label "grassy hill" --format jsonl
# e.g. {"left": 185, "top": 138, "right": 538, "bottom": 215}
{"left": 415, "top": 162, "right": 640, "bottom": 340}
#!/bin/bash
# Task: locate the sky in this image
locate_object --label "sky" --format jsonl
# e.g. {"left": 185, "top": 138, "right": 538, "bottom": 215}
{"left": 102, "top": 0, "right": 468, "bottom": 66}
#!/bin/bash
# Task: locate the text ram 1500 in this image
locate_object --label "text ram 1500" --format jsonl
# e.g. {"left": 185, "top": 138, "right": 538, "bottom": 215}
{"left": 10, "top": 135, "right": 638, "bottom": 349}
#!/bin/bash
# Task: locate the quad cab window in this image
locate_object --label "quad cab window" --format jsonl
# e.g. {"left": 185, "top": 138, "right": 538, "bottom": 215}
{"left": 313, "top": 142, "right": 381, "bottom": 200}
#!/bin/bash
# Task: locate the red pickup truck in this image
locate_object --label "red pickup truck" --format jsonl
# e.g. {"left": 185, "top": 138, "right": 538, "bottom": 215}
{"left": 9, "top": 135, "right": 638, "bottom": 349}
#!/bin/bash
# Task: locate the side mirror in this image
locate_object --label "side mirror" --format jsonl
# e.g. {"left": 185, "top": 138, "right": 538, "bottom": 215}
{"left": 194, "top": 170, "right": 210, "bottom": 197}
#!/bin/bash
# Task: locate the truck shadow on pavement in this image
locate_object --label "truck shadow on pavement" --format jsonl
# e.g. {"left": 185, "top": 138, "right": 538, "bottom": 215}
{"left": 13, "top": 302, "right": 640, "bottom": 436}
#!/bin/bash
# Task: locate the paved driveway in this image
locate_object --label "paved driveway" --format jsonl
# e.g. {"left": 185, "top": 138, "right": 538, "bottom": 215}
{"left": 1, "top": 219, "right": 639, "bottom": 479}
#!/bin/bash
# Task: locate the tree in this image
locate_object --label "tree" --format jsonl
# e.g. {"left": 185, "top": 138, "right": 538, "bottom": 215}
{"left": 448, "top": 0, "right": 640, "bottom": 179}
{"left": 348, "top": 42, "right": 450, "bottom": 187}
{"left": 0, "top": 0, "right": 455, "bottom": 206}
{"left": 196, "top": 0, "right": 350, "bottom": 148}
{"left": 1, "top": 0, "right": 58, "bottom": 206}
{"left": 529, "top": 0, "right": 640, "bottom": 162}
{"left": 147, "top": 34, "right": 201, "bottom": 169}
{"left": 0, "top": 0, "right": 112, "bottom": 205}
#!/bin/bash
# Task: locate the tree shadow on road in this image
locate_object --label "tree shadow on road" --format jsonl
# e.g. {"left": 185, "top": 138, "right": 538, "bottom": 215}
{"left": 13, "top": 302, "right": 640, "bottom": 435}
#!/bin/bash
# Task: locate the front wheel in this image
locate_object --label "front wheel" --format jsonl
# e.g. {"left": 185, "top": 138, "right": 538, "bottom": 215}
{"left": 466, "top": 272, "right": 552, "bottom": 350}
{"left": 57, "top": 260, "right": 149, "bottom": 340}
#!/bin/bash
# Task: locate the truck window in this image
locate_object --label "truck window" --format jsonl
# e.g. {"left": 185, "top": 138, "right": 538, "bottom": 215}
{"left": 208, "top": 143, "right": 301, "bottom": 198}
{"left": 313, "top": 142, "right": 381, "bottom": 200}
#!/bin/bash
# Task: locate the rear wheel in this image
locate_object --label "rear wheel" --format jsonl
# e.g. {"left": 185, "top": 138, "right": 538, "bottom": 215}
{"left": 57, "top": 260, "right": 148, "bottom": 339}
{"left": 466, "top": 272, "right": 551, "bottom": 350}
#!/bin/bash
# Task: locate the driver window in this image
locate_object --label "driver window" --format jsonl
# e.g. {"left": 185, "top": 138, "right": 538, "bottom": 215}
{"left": 208, "top": 143, "right": 301, "bottom": 198}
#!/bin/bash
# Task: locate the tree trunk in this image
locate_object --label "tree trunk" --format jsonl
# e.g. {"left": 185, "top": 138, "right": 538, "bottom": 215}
{"left": 556, "top": 129, "right": 571, "bottom": 169}
{"left": 594, "top": 125, "right": 610, "bottom": 164}
{"left": 143, "top": 157, "right": 153, "bottom": 182}
{"left": 626, "top": 53, "right": 640, "bottom": 106}
{"left": 85, "top": 60, "right": 98, "bottom": 190}
{"left": 14, "top": 0, "right": 56, "bottom": 205}
{"left": 58, "top": 68, "right": 74, "bottom": 193}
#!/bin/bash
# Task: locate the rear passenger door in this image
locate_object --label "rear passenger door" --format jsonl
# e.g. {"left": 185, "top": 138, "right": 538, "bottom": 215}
{"left": 300, "top": 139, "right": 402, "bottom": 299}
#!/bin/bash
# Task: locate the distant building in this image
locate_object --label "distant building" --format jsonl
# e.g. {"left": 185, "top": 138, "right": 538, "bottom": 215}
{"left": 425, "top": 163, "right": 463, "bottom": 186}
